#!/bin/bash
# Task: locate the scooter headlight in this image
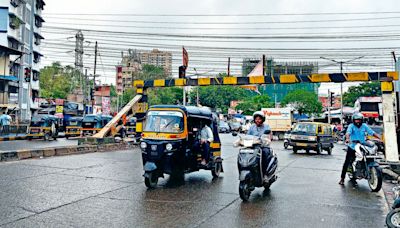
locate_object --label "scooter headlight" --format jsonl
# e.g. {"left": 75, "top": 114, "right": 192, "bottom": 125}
{"left": 166, "top": 143, "right": 173, "bottom": 151}
{"left": 140, "top": 142, "right": 147, "bottom": 149}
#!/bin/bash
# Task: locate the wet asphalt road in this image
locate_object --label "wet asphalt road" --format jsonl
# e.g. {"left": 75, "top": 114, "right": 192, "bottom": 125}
{"left": 0, "top": 134, "right": 388, "bottom": 228}
{"left": 0, "top": 138, "right": 78, "bottom": 152}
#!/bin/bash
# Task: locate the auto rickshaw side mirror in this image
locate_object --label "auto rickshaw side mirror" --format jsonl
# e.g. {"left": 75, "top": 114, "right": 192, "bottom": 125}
{"left": 232, "top": 132, "right": 238, "bottom": 137}
{"left": 318, "top": 126, "right": 322, "bottom": 133}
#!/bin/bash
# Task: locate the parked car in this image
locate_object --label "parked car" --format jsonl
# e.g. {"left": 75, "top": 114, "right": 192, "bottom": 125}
{"left": 218, "top": 121, "right": 230, "bottom": 133}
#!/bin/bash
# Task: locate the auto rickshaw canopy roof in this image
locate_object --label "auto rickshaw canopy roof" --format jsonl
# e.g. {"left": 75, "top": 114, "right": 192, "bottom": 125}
{"left": 149, "top": 105, "right": 213, "bottom": 119}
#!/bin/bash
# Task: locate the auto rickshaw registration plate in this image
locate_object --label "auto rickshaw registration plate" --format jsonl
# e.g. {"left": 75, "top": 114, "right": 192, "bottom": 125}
{"left": 296, "top": 143, "right": 307, "bottom": 147}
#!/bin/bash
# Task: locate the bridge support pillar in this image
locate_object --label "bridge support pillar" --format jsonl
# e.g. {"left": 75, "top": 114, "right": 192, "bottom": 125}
{"left": 381, "top": 81, "right": 399, "bottom": 162}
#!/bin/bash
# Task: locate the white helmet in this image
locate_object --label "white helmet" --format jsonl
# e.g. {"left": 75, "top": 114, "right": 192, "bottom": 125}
{"left": 253, "top": 111, "right": 265, "bottom": 122}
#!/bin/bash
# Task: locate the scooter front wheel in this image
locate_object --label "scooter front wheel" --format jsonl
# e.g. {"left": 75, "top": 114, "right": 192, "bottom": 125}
{"left": 386, "top": 208, "right": 400, "bottom": 228}
{"left": 239, "top": 181, "right": 251, "bottom": 201}
{"left": 368, "top": 166, "right": 382, "bottom": 192}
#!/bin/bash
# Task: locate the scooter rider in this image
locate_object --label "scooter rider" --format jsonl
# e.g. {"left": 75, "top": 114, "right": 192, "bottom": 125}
{"left": 247, "top": 111, "right": 272, "bottom": 177}
{"left": 247, "top": 111, "right": 272, "bottom": 139}
{"left": 339, "top": 113, "right": 381, "bottom": 186}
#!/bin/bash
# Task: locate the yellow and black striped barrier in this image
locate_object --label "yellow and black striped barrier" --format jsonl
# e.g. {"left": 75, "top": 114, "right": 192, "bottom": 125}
{"left": 133, "top": 72, "right": 398, "bottom": 89}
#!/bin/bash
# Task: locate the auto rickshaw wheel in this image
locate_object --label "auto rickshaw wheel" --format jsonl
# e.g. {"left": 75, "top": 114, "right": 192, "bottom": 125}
{"left": 212, "top": 162, "right": 222, "bottom": 178}
{"left": 327, "top": 146, "right": 332, "bottom": 155}
{"left": 144, "top": 172, "right": 158, "bottom": 188}
{"left": 316, "top": 144, "right": 322, "bottom": 154}
{"left": 293, "top": 147, "right": 298, "bottom": 154}
{"left": 44, "top": 133, "right": 50, "bottom": 141}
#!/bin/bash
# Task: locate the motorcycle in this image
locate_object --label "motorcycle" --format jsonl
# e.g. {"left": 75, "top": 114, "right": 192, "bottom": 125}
{"left": 346, "top": 140, "right": 383, "bottom": 192}
{"left": 283, "top": 130, "right": 291, "bottom": 149}
{"left": 386, "top": 186, "right": 400, "bottom": 228}
{"left": 233, "top": 130, "right": 278, "bottom": 201}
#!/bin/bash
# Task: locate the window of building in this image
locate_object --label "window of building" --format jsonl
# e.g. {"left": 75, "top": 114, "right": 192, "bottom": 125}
{"left": 33, "top": 52, "right": 40, "bottom": 63}
{"left": 34, "top": 34, "right": 41, "bottom": 45}
{"left": 10, "top": 0, "right": 20, "bottom": 7}
{"left": 9, "top": 63, "right": 20, "bottom": 76}
{"left": 24, "top": 48, "right": 30, "bottom": 63}
{"left": 24, "top": 8, "right": 31, "bottom": 24}
{"left": 24, "top": 27, "right": 30, "bottom": 44}
{"left": 34, "top": 16, "right": 43, "bottom": 28}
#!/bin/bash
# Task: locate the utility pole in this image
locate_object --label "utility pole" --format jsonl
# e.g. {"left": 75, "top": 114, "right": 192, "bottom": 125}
{"left": 227, "top": 57, "right": 231, "bottom": 76}
{"left": 320, "top": 56, "right": 364, "bottom": 127}
{"left": 74, "top": 31, "right": 84, "bottom": 84}
{"left": 83, "top": 69, "right": 88, "bottom": 115}
{"left": 328, "top": 89, "right": 331, "bottom": 124}
{"left": 93, "top": 41, "right": 98, "bottom": 113}
{"left": 262, "top": 55, "right": 266, "bottom": 76}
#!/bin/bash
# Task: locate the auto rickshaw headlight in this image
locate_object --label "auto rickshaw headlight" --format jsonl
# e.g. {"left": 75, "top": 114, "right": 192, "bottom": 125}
{"left": 166, "top": 143, "right": 173, "bottom": 151}
{"left": 308, "top": 136, "right": 317, "bottom": 141}
{"left": 140, "top": 142, "right": 147, "bottom": 149}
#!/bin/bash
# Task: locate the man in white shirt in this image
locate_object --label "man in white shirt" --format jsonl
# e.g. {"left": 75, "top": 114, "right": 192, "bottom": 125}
{"left": 200, "top": 124, "right": 214, "bottom": 166}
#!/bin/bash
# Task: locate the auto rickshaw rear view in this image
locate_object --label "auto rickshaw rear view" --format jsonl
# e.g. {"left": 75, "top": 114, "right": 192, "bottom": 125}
{"left": 65, "top": 116, "right": 83, "bottom": 139}
{"left": 82, "top": 114, "right": 112, "bottom": 136}
{"left": 140, "top": 105, "right": 223, "bottom": 188}
{"left": 27, "top": 115, "right": 59, "bottom": 141}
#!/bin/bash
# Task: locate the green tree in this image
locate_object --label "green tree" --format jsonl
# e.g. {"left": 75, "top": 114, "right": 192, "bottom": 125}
{"left": 191, "top": 86, "right": 252, "bottom": 112}
{"left": 39, "top": 62, "right": 78, "bottom": 99}
{"left": 281, "top": 90, "right": 323, "bottom": 115}
{"left": 342, "top": 82, "right": 381, "bottom": 106}
{"left": 236, "top": 94, "right": 274, "bottom": 115}
{"left": 148, "top": 87, "right": 183, "bottom": 106}
{"left": 138, "top": 64, "right": 167, "bottom": 80}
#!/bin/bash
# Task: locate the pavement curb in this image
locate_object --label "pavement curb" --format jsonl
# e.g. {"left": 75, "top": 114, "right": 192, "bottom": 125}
{"left": 0, "top": 136, "right": 27, "bottom": 141}
{"left": 0, "top": 142, "right": 136, "bottom": 162}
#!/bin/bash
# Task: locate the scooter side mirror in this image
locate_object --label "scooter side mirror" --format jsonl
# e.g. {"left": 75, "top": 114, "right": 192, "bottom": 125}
{"left": 264, "top": 129, "right": 271, "bottom": 135}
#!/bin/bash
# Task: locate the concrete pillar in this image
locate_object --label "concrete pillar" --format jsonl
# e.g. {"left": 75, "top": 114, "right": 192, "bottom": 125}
{"left": 382, "top": 81, "right": 399, "bottom": 162}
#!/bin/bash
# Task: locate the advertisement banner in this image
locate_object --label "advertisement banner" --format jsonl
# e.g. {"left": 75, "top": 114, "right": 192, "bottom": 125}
{"left": 102, "top": 97, "right": 111, "bottom": 115}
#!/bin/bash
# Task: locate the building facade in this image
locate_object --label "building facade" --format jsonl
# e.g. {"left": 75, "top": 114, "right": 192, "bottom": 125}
{"left": 116, "top": 49, "right": 172, "bottom": 94}
{"left": 140, "top": 49, "right": 172, "bottom": 76}
{"left": 242, "top": 58, "right": 319, "bottom": 103}
{"left": 0, "top": 0, "right": 45, "bottom": 121}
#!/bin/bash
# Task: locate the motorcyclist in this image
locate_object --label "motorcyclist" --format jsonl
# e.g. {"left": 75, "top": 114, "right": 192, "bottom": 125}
{"left": 338, "top": 113, "right": 381, "bottom": 186}
{"left": 247, "top": 111, "right": 272, "bottom": 178}
{"left": 247, "top": 111, "right": 272, "bottom": 139}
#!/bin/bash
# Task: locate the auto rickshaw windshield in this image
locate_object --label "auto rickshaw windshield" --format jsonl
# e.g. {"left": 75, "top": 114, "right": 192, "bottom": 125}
{"left": 144, "top": 111, "right": 184, "bottom": 133}
{"left": 68, "top": 120, "right": 81, "bottom": 126}
{"left": 292, "top": 123, "right": 317, "bottom": 134}
{"left": 31, "top": 116, "right": 47, "bottom": 127}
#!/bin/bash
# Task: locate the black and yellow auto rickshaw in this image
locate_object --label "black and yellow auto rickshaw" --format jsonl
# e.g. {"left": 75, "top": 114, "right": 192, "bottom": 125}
{"left": 65, "top": 116, "right": 83, "bottom": 139}
{"left": 81, "top": 114, "right": 112, "bottom": 136}
{"left": 139, "top": 105, "right": 223, "bottom": 188}
{"left": 27, "top": 115, "right": 59, "bottom": 141}
{"left": 126, "top": 117, "right": 137, "bottom": 137}
{"left": 289, "top": 122, "right": 334, "bottom": 155}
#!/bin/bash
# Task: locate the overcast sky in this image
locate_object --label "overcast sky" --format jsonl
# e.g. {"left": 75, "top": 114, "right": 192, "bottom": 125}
{"left": 41, "top": 0, "right": 400, "bottom": 95}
